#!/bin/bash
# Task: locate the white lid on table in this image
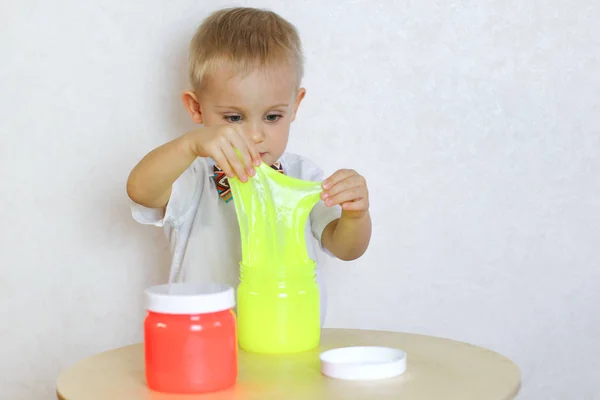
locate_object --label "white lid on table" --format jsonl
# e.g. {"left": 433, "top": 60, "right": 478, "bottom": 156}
{"left": 145, "top": 283, "right": 235, "bottom": 315}
{"left": 320, "top": 346, "right": 407, "bottom": 381}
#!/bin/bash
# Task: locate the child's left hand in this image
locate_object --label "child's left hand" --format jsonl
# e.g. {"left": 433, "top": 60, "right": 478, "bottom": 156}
{"left": 321, "top": 169, "right": 369, "bottom": 217}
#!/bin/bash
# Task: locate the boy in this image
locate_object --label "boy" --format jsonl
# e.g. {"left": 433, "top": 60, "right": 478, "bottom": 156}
{"left": 127, "top": 7, "right": 371, "bottom": 323}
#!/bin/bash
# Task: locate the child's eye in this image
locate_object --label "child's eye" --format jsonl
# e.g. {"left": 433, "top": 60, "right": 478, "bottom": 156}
{"left": 224, "top": 115, "right": 242, "bottom": 123}
{"left": 265, "top": 114, "right": 282, "bottom": 122}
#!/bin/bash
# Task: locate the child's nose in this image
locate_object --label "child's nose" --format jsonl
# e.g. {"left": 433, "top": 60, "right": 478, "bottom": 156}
{"left": 247, "top": 128, "right": 265, "bottom": 143}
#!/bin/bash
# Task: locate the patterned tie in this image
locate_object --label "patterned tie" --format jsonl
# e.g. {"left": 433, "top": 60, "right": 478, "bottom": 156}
{"left": 213, "top": 162, "right": 284, "bottom": 203}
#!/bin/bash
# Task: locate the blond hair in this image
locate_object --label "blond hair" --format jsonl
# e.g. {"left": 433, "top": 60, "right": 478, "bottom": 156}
{"left": 188, "top": 7, "right": 304, "bottom": 90}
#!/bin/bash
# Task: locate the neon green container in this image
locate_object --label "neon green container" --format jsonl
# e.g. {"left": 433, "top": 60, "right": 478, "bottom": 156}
{"left": 230, "top": 163, "right": 322, "bottom": 354}
{"left": 237, "top": 266, "right": 320, "bottom": 353}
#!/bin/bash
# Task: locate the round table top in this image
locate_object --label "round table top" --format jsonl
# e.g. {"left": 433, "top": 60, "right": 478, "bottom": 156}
{"left": 56, "top": 328, "right": 520, "bottom": 400}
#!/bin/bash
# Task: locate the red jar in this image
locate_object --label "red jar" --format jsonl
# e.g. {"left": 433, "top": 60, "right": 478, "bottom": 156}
{"left": 144, "top": 283, "right": 237, "bottom": 394}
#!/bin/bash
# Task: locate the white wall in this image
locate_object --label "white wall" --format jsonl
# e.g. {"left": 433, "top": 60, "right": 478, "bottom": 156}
{"left": 1, "top": 1, "right": 599, "bottom": 399}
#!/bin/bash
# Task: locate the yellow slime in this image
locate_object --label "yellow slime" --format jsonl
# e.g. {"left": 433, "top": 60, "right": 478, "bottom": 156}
{"left": 229, "top": 162, "right": 322, "bottom": 354}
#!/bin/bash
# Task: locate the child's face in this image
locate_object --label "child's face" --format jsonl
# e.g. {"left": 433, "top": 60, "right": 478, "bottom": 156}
{"left": 198, "top": 64, "right": 305, "bottom": 166}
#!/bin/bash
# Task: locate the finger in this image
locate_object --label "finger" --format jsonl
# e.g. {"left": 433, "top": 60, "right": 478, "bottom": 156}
{"left": 341, "top": 198, "right": 369, "bottom": 211}
{"left": 322, "top": 175, "right": 366, "bottom": 199}
{"left": 227, "top": 126, "right": 260, "bottom": 167}
{"left": 212, "top": 149, "right": 236, "bottom": 179}
{"left": 220, "top": 140, "right": 248, "bottom": 182}
{"left": 241, "top": 135, "right": 262, "bottom": 167}
{"left": 227, "top": 133, "right": 256, "bottom": 176}
{"left": 323, "top": 169, "right": 357, "bottom": 189}
{"left": 325, "top": 186, "right": 365, "bottom": 207}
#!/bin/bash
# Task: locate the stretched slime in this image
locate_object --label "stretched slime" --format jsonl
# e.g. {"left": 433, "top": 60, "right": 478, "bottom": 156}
{"left": 229, "top": 162, "right": 323, "bottom": 354}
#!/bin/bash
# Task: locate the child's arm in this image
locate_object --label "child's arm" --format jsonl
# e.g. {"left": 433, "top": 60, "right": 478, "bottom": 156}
{"left": 127, "top": 125, "right": 260, "bottom": 208}
{"left": 127, "top": 132, "right": 198, "bottom": 208}
{"left": 320, "top": 169, "right": 372, "bottom": 261}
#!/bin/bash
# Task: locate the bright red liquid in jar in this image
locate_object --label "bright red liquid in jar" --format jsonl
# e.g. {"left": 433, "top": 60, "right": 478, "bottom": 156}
{"left": 144, "top": 309, "right": 237, "bottom": 394}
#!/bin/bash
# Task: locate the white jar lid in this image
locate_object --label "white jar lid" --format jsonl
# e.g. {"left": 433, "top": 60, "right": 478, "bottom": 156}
{"left": 145, "top": 283, "right": 235, "bottom": 315}
{"left": 320, "top": 346, "right": 407, "bottom": 381}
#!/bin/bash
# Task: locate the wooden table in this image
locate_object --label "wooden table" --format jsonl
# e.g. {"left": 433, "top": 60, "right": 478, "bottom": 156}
{"left": 56, "top": 328, "right": 520, "bottom": 400}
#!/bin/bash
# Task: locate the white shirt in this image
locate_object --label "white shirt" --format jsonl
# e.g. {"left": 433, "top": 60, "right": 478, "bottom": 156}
{"left": 130, "top": 153, "right": 342, "bottom": 325}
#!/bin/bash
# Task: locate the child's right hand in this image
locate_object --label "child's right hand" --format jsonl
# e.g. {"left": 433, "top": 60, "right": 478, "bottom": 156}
{"left": 187, "top": 125, "right": 261, "bottom": 182}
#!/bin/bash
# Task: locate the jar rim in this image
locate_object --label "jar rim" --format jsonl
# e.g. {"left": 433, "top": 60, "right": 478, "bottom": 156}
{"left": 145, "top": 283, "right": 235, "bottom": 315}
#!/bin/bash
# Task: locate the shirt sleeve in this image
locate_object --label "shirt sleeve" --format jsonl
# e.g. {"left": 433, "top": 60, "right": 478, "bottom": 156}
{"left": 310, "top": 199, "right": 341, "bottom": 247}
{"left": 130, "top": 157, "right": 205, "bottom": 228}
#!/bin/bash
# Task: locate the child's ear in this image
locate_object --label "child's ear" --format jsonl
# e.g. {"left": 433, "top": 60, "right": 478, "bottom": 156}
{"left": 182, "top": 90, "right": 203, "bottom": 124}
{"left": 291, "top": 88, "right": 306, "bottom": 122}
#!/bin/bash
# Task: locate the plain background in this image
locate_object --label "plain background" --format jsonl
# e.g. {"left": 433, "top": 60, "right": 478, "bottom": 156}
{"left": 1, "top": 0, "right": 599, "bottom": 399}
